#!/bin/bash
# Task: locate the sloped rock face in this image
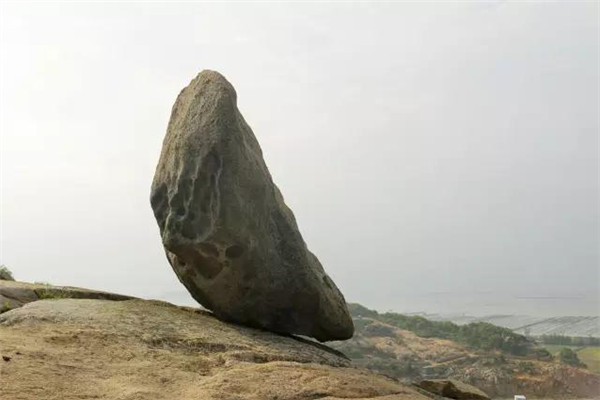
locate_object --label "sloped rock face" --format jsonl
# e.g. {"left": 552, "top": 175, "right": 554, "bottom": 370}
{"left": 0, "top": 280, "right": 134, "bottom": 312}
{"left": 150, "top": 70, "right": 353, "bottom": 341}
{"left": 0, "top": 298, "right": 428, "bottom": 400}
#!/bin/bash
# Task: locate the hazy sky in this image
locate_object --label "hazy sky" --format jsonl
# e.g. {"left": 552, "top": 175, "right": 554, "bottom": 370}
{"left": 1, "top": 2, "right": 598, "bottom": 316}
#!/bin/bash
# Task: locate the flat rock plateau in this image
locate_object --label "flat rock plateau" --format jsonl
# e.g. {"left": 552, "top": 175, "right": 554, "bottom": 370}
{"left": 0, "top": 281, "right": 429, "bottom": 400}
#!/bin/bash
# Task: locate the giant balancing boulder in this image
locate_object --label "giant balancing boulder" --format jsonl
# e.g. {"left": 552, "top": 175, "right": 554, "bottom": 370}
{"left": 150, "top": 70, "right": 353, "bottom": 341}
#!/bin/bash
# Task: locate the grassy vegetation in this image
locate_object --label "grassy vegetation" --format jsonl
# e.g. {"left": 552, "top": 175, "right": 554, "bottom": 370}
{"left": 540, "top": 334, "right": 600, "bottom": 346}
{"left": 1, "top": 301, "right": 13, "bottom": 313}
{"left": 578, "top": 347, "right": 600, "bottom": 374}
{"left": 349, "top": 303, "right": 533, "bottom": 356}
{"left": 557, "top": 347, "right": 586, "bottom": 367}
{"left": 36, "top": 288, "right": 71, "bottom": 300}
{"left": 0, "top": 265, "right": 14, "bottom": 281}
{"left": 544, "top": 345, "right": 600, "bottom": 374}
{"left": 544, "top": 344, "right": 577, "bottom": 355}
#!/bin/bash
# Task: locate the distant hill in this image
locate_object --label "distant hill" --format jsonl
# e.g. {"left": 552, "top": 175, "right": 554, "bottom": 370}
{"left": 330, "top": 303, "right": 600, "bottom": 399}
{"left": 425, "top": 314, "right": 600, "bottom": 338}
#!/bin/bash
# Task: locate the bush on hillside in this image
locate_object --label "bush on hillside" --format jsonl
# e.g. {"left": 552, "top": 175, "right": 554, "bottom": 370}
{"left": 0, "top": 265, "right": 14, "bottom": 281}
{"left": 558, "top": 347, "right": 586, "bottom": 368}
{"left": 362, "top": 323, "right": 397, "bottom": 338}
{"left": 347, "top": 303, "right": 379, "bottom": 318}
{"left": 533, "top": 348, "right": 554, "bottom": 361}
{"left": 353, "top": 318, "right": 374, "bottom": 331}
{"left": 458, "top": 322, "right": 531, "bottom": 356}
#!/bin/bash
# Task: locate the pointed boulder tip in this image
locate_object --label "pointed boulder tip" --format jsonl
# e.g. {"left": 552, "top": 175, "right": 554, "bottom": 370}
{"left": 195, "top": 69, "right": 227, "bottom": 82}
{"left": 198, "top": 69, "right": 225, "bottom": 77}
{"left": 192, "top": 69, "right": 236, "bottom": 90}
{"left": 151, "top": 70, "right": 354, "bottom": 342}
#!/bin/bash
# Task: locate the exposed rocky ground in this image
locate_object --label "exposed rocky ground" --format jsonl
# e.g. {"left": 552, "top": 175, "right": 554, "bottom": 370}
{"left": 0, "top": 281, "right": 433, "bottom": 400}
{"left": 3, "top": 281, "right": 597, "bottom": 399}
{"left": 0, "top": 280, "right": 135, "bottom": 311}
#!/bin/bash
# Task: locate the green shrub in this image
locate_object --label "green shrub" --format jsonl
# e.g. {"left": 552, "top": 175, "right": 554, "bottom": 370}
{"left": 457, "top": 322, "right": 532, "bottom": 356}
{"left": 1, "top": 301, "right": 12, "bottom": 313}
{"left": 347, "top": 303, "right": 379, "bottom": 318}
{"left": 558, "top": 347, "right": 586, "bottom": 368}
{"left": 0, "top": 265, "right": 14, "bottom": 281}
{"left": 353, "top": 318, "right": 374, "bottom": 331}
{"left": 533, "top": 348, "right": 553, "bottom": 361}
{"left": 362, "top": 323, "right": 397, "bottom": 338}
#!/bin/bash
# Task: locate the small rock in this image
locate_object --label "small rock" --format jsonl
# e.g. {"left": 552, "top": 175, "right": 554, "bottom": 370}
{"left": 3, "top": 355, "right": 12, "bottom": 362}
{"left": 418, "top": 379, "right": 490, "bottom": 400}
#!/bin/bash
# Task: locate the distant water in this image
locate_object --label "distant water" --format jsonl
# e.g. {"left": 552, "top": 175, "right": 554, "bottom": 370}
{"left": 380, "top": 291, "right": 599, "bottom": 318}
{"left": 366, "top": 290, "right": 600, "bottom": 337}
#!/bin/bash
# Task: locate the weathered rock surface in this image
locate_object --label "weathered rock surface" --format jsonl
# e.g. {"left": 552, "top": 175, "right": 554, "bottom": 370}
{"left": 150, "top": 70, "right": 353, "bottom": 341}
{"left": 417, "top": 379, "right": 490, "bottom": 400}
{"left": 0, "top": 280, "right": 134, "bottom": 312}
{"left": 0, "top": 293, "right": 429, "bottom": 400}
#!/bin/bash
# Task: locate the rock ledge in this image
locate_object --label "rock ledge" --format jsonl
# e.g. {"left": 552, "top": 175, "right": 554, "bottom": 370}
{"left": 0, "top": 284, "right": 428, "bottom": 400}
